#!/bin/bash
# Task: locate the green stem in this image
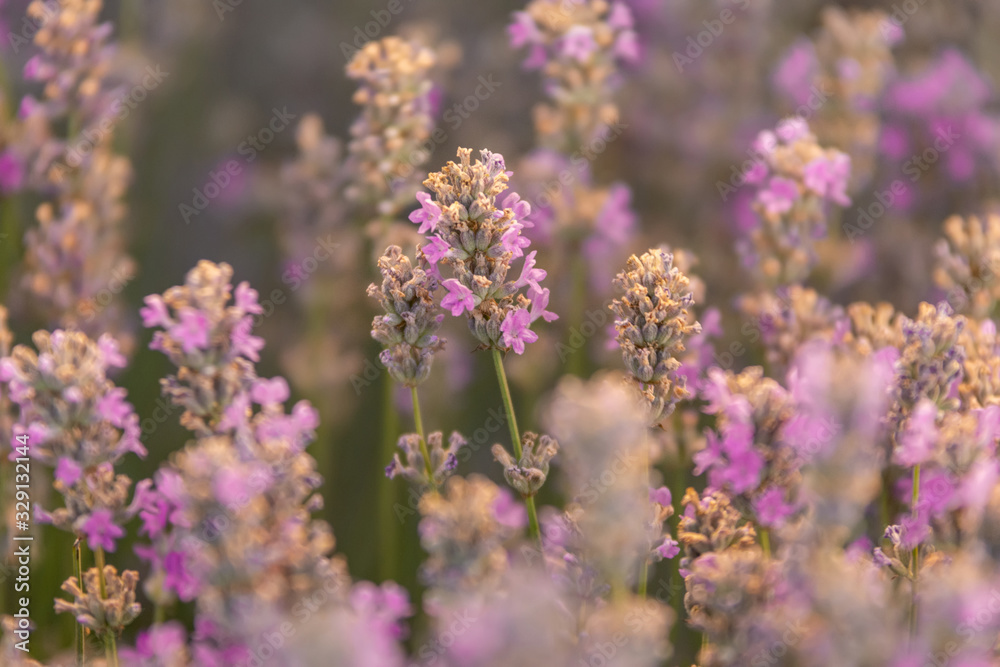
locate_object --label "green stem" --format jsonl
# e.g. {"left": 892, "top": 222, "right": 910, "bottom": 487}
{"left": 910, "top": 464, "right": 921, "bottom": 639}
{"left": 75, "top": 541, "right": 85, "bottom": 666}
{"left": 94, "top": 547, "right": 107, "bottom": 599}
{"left": 760, "top": 527, "right": 771, "bottom": 559}
{"left": 94, "top": 546, "right": 118, "bottom": 667}
{"left": 524, "top": 494, "right": 541, "bottom": 546}
{"left": 411, "top": 386, "right": 435, "bottom": 483}
{"left": 638, "top": 559, "right": 649, "bottom": 598}
{"left": 105, "top": 633, "right": 118, "bottom": 667}
{"left": 379, "top": 375, "right": 400, "bottom": 582}
{"left": 491, "top": 349, "right": 541, "bottom": 543}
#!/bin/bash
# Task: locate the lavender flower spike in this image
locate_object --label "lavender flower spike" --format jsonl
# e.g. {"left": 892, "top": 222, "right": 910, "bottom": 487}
{"left": 411, "top": 148, "right": 557, "bottom": 355}
{"left": 610, "top": 248, "right": 702, "bottom": 423}
{"left": 367, "top": 245, "right": 445, "bottom": 387}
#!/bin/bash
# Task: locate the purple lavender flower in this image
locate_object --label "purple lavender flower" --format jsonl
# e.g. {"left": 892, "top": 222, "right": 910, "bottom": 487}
{"left": 508, "top": 0, "right": 640, "bottom": 149}
{"left": 758, "top": 176, "right": 800, "bottom": 216}
{"left": 1, "top": 330, "right": 144, "bottom": 542}
{"left": 119, "top": 621, "right": 189, "bottom": 667}
{"left": 500, "top": 308, "right": 538, "bottom": 355}
{"left": 440, "top": 279, "right": 478, "bottom": 317}
{"left": 740, "top": 118, "right": 853, "bottom": 286}
{"left": 142, "top": 261, "right": 266, "bottom": 435}
{"left": 81, "top": 508, "right": 125, "bottom": 552}
{"left": 561, "top": 26, "right": 597, "bottom": 62}
{"left": 368, "top": 246, "right": 445, "bottom": 387}
{"left": 408, "top": 191, "right": 441, "bottom": 234}
{"left": 655, "top": 537, "right": 680, "bottom": 560}
{"left": 410, "top": 148, "right": 555, "bottom": 355}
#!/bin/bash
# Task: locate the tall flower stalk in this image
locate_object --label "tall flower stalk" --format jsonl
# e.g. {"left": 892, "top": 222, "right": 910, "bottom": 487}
{"left": 368, "top": 244, "right": 445, "bottom": 577}
{"left": 406, "top": 148, "right": 558, "bottom": 543}
{"left": 0, "top": 329, "right": 144, "bottom": 664}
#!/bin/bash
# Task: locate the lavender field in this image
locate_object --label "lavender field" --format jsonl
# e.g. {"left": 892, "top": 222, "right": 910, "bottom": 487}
{"left": 1, "top": 0, "right": 1000, "bottom": 665}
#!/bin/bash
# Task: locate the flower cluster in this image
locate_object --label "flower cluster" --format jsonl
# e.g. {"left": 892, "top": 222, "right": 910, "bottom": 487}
{"left": 773, "top": 7, "right": 899, "bottom": 190}
{"left": 280, "top": 113, "right": 347, "bottom": 248}
{"left": 737, "top": 117, "right": 852, "bottom": 287}
{"left": 409, "top": 147, "right": 557, "bottom": 355}
{"left": 0, "top": 305, "right": 13, "bottom": 453}
{"left": 509, "top": 0, "right": 639, "bottom": 150}
{"left": 345, "top": 36, "right": 437, "bottom": 218}
{"left": 735, "top": 285, "right": 847, "bottom": 374}
{"left": 786, "top": 342, "right": 892, "bottom": 542}
{"left": 883, "top": 48, "right": 1000, "bottom": 192}
{"left": 417, "top": 474, "right": 526, "bottom": 593}
{"left": 683, "top": 547, "right": 776, "bottom": 667}
{"left": 0, "top": 330, "right": 142, "bottom": 539}
{"left": 958, "top": 318, "right": 1000, "bottom": 410}
{"left": 934, "top": 213, "right": 1000, "bottom": 319}
{"left": 138, "top": 264, "right": 351, "bottom": 663}
{"left": 140, "top": 260, "right": 264, "bottom": 435}
{"left": 367, "top": 245, "right": 444, "bottom": 387}
{"left": 54, "top": 565, "right": 142, "bottom": 638}
{"left": 284, "top": 581, "right": 412, "bottom": 667}
{"left": 386, "top": 430, "right": 466, "bottom": 491}
{"left": 610, "top": 248, "right": 701, "bottom": 423}
{"left": 19, "top": 0, "right": 124, "bottom": 165}
{"left": 118, "top": 622, "right": 190, "bottom": 667}
{"left": 889, "top": 301, "right": 966, "bottom": 425}
{"left": 491, "top": 431, "right": 558, "bottom": 497}
{"left": 696, "top": 367, "right": 801, "bottom": 530}
{"left": 16, "top": 0, "right": 136, "bottom": 338}
{"left": 677, "top": 488, "right": 758, "bottom": 565}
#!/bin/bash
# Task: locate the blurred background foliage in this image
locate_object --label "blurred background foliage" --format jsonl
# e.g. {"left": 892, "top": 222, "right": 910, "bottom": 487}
{"left": 1, "top": 0, "right": 1000, "bottom": 662}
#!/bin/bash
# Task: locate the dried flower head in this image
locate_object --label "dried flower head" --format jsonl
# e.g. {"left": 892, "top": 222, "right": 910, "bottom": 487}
{"left": 54, "top": 565, "right": 142, "bottom": 636}
{"left": 367, "top": 245, "right": 445, "bottom": 387}
{"left": 677, "top": 488, "right": 758, "bottom": 565}
{"left": 611, "top": 248, "right": 701, "bottom": 423}
{"left": 491, "top": 431, "right": 559, "bottom": 497}
{"left": 958, "top": 319, "right": 1000, "bottom": 410}
{"left": 736, "top": 285, "right": 847, "bottom": 374}
{"left": 386, "top": 430, "right": 466, "bottom": 491}
{"left": 845, "top": 300, "right": 904, "bottom": 355}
